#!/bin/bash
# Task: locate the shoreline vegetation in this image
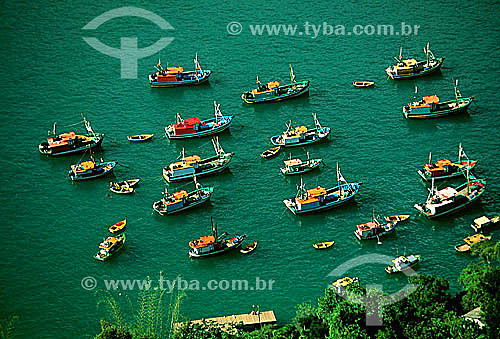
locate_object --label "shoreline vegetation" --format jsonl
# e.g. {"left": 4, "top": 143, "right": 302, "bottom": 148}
{"left": 92, "top": 241, "right": 500, "bottom": 339}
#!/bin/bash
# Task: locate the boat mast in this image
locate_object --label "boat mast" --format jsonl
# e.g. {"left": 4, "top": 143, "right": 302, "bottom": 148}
{"left": 289, "top": 64, "right": 296, "bottom": 84}
{"left": 454, "top": 79, "right": 461, "bottom": 102}
{"left": 427, "top": 178, "right": 435, "bottom": 201}
{"left": 176, "top": 113, "right": 183, "bottom": 124}
{"left": 428, "top": 151, "right": 432, "bottom": 165}
{"left": 337, "top": 162, "right": 344, "bottom": 197}
{"left": 52, "top": 122, "right": 57, "bottom": 137}
{"left": 425, "top": 42, "right": 430, "bottom": 65}
{"left": 466, "top": 165, "right": 471, "bottom": 195}
{"left": 212, "top": 137, "right": 225, "bottom": 156}
{"left": 193, "top": 53, "right": 201, "bottom": 80}
{"left": 297, "top": 177, "right": 307, "bottom": 199}
{"left": 312, "top": 113, "right": 322, "bottom": 131}
{"left": 458, "top": 143, "right": 462, "bottom": 163}
{"left": 211, "top": 217, "right": 218, "bottom": 240}
{"left": 213, "top": 101, "right": 222, "bottom": 123}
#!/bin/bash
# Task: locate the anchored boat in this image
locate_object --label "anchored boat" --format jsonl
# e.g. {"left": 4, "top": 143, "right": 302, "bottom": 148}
{"left": 152, "top": 178, "right": 213, "bottom": 215}
{"left": 260, "top": 146, "right": 281, "bottom": 159}
{"left": 385, "top": 214, "right": 410, "bottom": 223}
{"left": 127, "top": 134, "right": 154, "bottom": 142}
{"left": 270, "top": 114, "right": 330, "bottom": 147}
{"left": 39, "top": 117, "right": 103, "bottom": 156}
{"left": 331, "top": 277, "right": 359, "bottom": 293}
{"left": 280, "top": 153, "right": 322, "bottom": 176}
{"left": 403, "top": 80, "right": 474, "bottom": 119}
{"left": 385, "top": 255, "right": 421, "bottom": 274}
{"left": 241, "top": 65, "right": 309, "bottom": 103}
{"left": 455, "top": 234, "right": 492, "bottom": 252}
{"left": 313, "top": 241, "right": 335, "bottom": 250}
{"left": 386, "top": 42, "right": 444, "bottom": 80}
{"left": 414, "top": 172, "right": 486, "bottom": 218}
{"left": 165, "top": 102, "right": 233, "bottom": 139}
{"left": 68, "top": 155, "right": 117, "bottom": 181}
{"left": 354, "top": 214, "right": 397, "bottom": 241}
{"left": 188, "top": 218, "right": 246, "bottom": 258}
{"left": 352, "top": 81, "right": 374, "bottom": 88}
{"left": 109, "top": 220, "right": 126, "bottom": 233}
{"left": 283, "top": 163, "right": 360, "bottom": 215}
{"left": 94, "top": 233, "right": 126, "bottom": 261}
{"left": 240, "top": 241, "right": 258, "bottom": 254}
{"left": 149, "top": 54, "right": 212, "bottom": 87}
{"left": 163, "top": 137, "right": 233, "bottom": 182}
{"left": 471, "top": 215, "right": 500, "bottom": 232}
{"left": 417, "top": 144, "right": 477, "bottom": 181}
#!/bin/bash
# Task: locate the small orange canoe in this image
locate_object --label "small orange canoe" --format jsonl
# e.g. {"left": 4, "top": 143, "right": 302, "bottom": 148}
{"left": 109, "top": 219, "right": 127, "bottom": 233}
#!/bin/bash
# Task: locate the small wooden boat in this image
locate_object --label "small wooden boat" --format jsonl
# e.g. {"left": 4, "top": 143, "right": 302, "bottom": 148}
{"left": 188, "top": 219, "right": 246, "bottom": 258}
{"left": 69, "top": 158, "right": 117, "bottom": 181}
{"left": 386, "top": 42, "right": 445, "bottom": 80}
{"left": 241, "top": 65, "right": 309, "bottom": 104}
{"left": 94, "top": 233, "right": 126, "bottom": 261}
{"left": 403, "top": 80, "right": 474, "bottom": 119}
{"left": 109, "top": 219, "right": 127, "bottom": 233}
{"left": 471, "top": 215, "right": 500, "bottom": 232}
{"left": 417, "top": 144, "right": 477, "bottom": 181}
{"left": 385, "top": 255, "right": 420, "bottom": 274}
{"left": 280, "top": 153, "right": 322, "bottom": 176}
{"left": 149, "top": 54, "right": 212, "bottom": 88}
{"left": 127, "top": 134, "right": 154, "bottom": 142}
{"left": 352, "top": 81, "right": 374, "bottom": 88}
{"left": 165, "top": 102, "right": 233, "bottom": 139}
{"left": 260, "top": 147, "right": 281, "bottom": 159}
{"left": 283, "top": 164, "right": 360, "bottom": 215}
{"left": 331, "top": 277, "right": 359, "bottom": 292}
{"left": 455, "top": 234, "right": 492, "bottom": 252}
{"left": 109, "top": 182, "right": 134, "bottom": 194}
{"left": 313, "top": 241, "right": 335, "bottom": 249}
{"left": 384, "top": 215, "right": 410, "bottom": 223}
{"left": 240, "top": 241, "right": 258, "bottom": 254}
{"left": 270, "top": 114, "right": 330, "bottom": 147}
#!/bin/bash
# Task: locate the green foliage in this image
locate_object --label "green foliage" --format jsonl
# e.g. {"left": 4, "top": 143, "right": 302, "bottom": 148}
{"left": 470, "top": 239, "right": 500, "bottom": 264}
{"left": 292, "top": 303, "right": 327, "bottom": 338}
{"left": 0, "top": 315, "right": 18, "bottom": 339}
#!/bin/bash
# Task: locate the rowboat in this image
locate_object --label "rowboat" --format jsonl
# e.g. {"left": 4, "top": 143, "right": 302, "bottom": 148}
{"left": 240, "top": 241, "right": 258, "bottom": 254}
{"left": 417, "top": 144, "right": 477, "bottom": 181}
{"left": 270, "top": 114, "right": 330, "bottom": 147}
{"left": 414, "top": 171, "right": 486, "bottom": 218}
{"left": 165, "top": 102, "right": 233, "bottom": 139}
{"left": 118, "top": 179, "right": 140, "bottom": 187}
{"left": 384, "top": 215, "right": 410, "bottom": 223}
{"left": 162, "top": 137, "right": 233, "bottom": 182}
{"left": 109, "top": 182, "right": 134, "bottom": 194}
{"left": 94, "top": 233, "right": 126, "bottom": 261}
{"left": 403, "top": 80, "right": 474, "bottom": 119}
{"left": 69, "top": 158, "right": 117, "bottom": 181}
{"left": 149, "top": 54, "right": 212, "bottom": 87}
{"left": 260, "top": 147, "right": 281, "bottom": 159}
{"left": 455, "top": 234, "right": 492, "bottom": 252}
{"left": 313, "top": 241, "right": 334, "bottom": 249}
{"left": 188, "top": 219, "right": 246, "bottom": 258}
{"left": 386, "top": 42, "right": 444, "bottom": 80}
{"left": 109, "top": 219, "right": 127, "bottom": 233}
{"left": 241, "top": 65, "right": 309, "bottom": 104}
{"left": 385, "top": 255, "right": 420, "bottom": 274}
{"left": 127, "top": 134, "right": 154, "bottom": 142}
{"left": 471, "top": 215, "right": 500, "bottom": 232}
{"left": 352, "top": 81, "right": 374, "bottom": 88}
{"left": 39, "top": 116, "right": 104, "bottom": 156}
{"left": 153, "top": 178, "right": 213, "bottom": 215}
{"left": 280, "top": 153, "right": 322, "bottom": 176}
{"left": 283, "top": 164, "right": 360, "bottom": 215}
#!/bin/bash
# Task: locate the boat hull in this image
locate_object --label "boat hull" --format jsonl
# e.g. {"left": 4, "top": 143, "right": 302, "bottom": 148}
{"left": 241, "top": 81, "right": 310, "bottom": 104}
{"left": 163, "top": 156, "right": 232, "bottom": 182}
{"left": 165, "top": 116, "right": 233, "bottom": 139}
{"left": 149, "top": 70, "right": 212, "bottom": 87}
{"left": 189, "top": 235, "right": 246, "bottom": 258}
{"left": 417, "top": 161, "right": 477, "bottom": 181}
{"left": 386, "top": 58, "right": 444, "bottom": 80}
{"left": 153, "top": 193, "right": 212, "bottom": 215}
{"left": 281, "top": 159, "right": 322, "bottom": 176}
{"left": 69, "top": 161, "right": 117, "bottom": 181}
{"left": 270, "top": 128, "right": 330, "bottom": 147}
{"left": 404, "top": 97, "right": 473, "bottom": 119}
{"left": 39, "top": 136, "right": 103, "bottom": 156}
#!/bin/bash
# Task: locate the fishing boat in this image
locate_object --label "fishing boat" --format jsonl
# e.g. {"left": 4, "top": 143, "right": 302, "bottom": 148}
{"left": 455, "top": 234, "right": 492, "bottom": 252}
{"left": 354, "top": 215, "right": 397, "bottom": 241}
{"left": 384, "top": 214, "right": 410, "bottom": 223}
{"left": 240, "top": 241, "right": 258, "bottom": 254}
{"left": 162, "top": 137, "right": 233, "bottom": 182}
{"left": 152, "top": 178, "right": 213, "bottom": 215}
{"left": 270, "top": 114, "right": 330, "bottom": 147}
{"left": 94, "top": 233, "right": 126, "bottom": 261}
{"left": 148, "top": 54, "right": 212, "bottom": 87}
{"left": 313, "top": 241, "right": 335, "bottom": 249}
{"left": 109, "top": 220, "right": 126, "bottom": 233}
{"left": 414, "top": 172, "right": 486, "bottom": 218}
{"left": 352, "top": 81, "right": 374, "bottom": 88}
{"left": 109, "top": 181, "right": 134, "bottom": 194}
{"left": 386, "top": 42, "right": 445, "bottom": 80}
{"left": 280, "top": 152, "right": 322, "bottom": 176}
{"left": 127, "top": 134, "right": 154, "bottom": 142}
{"left": 241, "top": 64, "right": 309, "bottom": 104}
{"left": 403, "top": 80, "right": 474, "bottom": 119}
{"left": 331, "top": 277, "right": 359, "bottom": 293}
{"left": 385, "top": 255, "right": 421, "bottom": 274}
{"left": 260, "top": 146, "right": 281, "bottom": 159}
{"left": 165, "top": 102, "right": 233, "bottom": 139}
{"left": 188, "top": 219, "right": 246, "bottom": 258}
{"left": 38, "top": 117, "right": 104, "bottom": 156}
{"left": 417, "top": 144, "right": 477, "bottom": 181}
{"left": 471, "top": 215, "right": 500, "bottom": 232}
{"left": 283, "top": 164, "right": 361, "bottom": 215}
{"left": 68, "top": 155, "right": 117, "bottom": 181}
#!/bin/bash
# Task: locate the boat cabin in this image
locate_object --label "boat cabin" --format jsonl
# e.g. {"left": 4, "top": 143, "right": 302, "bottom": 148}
{"left": 296, "top": 186, "right": 327, "bottom": 211}
{"left": 168, "top": 155, "right": 202, "bottom": 177}
{"left": 189, "top": 235, "right": 216, "bottom": 255}
{"left": 160, "top": 190, "right": 188, "bottom": 212}
{"left": 72, "top": 161, "right": 95, "bottom": 173}
{"left": 356, "top": 220, "right": 381, "bottom": 237}
{"left": 282, "top": 126, "right": 308, "bottom": 145}
{"left": 331, "top": 277, "right": 359, "bottom": 293}
{"left": 155, "top": 66, "right": 185, "bottom": 83}
{"left": 392, "top": 255, "right": 418, "bottom": 270}
{"left": 408, "top": 95, "right": 440, "bottom": 113}
{"left": 283, "top": 158, "right": 302, "bottom": 168}
{"left": 99, "top": 236, "right": 120, "bottom": 250}
{"left": 253, "top": 81, "right": 280, "bottom": 94}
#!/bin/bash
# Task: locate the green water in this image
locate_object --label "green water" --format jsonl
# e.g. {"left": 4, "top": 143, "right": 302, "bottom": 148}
{"left": 1, "top": 0, "right": 500, "bottom": 337}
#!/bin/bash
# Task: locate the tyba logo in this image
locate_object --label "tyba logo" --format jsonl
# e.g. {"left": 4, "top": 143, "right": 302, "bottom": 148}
{"left": 82, "top": 7, "right": 174, "bottom": 79}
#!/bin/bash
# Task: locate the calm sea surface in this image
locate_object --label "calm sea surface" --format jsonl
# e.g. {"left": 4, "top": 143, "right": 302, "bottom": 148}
{"left": 1, "top": 0, "right": 499, "bottom": 337}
